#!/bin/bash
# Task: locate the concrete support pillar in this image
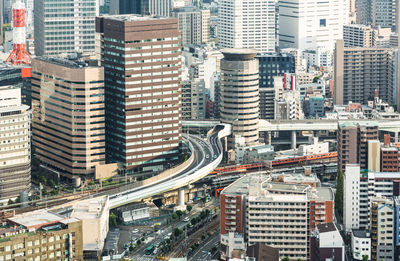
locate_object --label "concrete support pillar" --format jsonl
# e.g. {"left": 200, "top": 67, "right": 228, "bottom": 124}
{"left": 178, "top": 188, "right": 185, "bottom": 207}
{"left": 291, "top": 130, "right": 297, "bottom": 150}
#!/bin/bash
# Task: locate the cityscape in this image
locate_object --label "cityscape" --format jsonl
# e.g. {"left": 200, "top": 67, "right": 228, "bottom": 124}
{"left": 0, "top": 0, "right": 400, "bottom": 260}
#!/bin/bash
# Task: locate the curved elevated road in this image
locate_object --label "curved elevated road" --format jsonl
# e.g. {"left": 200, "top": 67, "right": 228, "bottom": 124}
{"left": 109, "top": 124, "right": 231, "bottom": 209}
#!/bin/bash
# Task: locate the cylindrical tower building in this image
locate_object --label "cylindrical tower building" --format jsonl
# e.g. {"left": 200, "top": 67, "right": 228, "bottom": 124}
{"left": 220, "top": 48, "right": 259, "bottom": 149}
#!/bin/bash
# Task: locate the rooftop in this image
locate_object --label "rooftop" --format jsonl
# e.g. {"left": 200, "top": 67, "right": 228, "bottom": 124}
{"left": 223, "top": 174, "right": 333, "bottom": 201}
{"left": 7, "top": 209, "right": 66, "bottom": 229}
{"left": 317, "top": 223, "right": 337, "bottom": 233}
{"left": 102, "top": 14, "right": 168, "bottom": 22}
{"left": 352, "top": 229, "right": 371, "bottom": 238}
{"left": 221, "top": 48, "right": 258, "bottom": 60}
{"left": 35, "top": 55, "right": 99, "bottom": 69}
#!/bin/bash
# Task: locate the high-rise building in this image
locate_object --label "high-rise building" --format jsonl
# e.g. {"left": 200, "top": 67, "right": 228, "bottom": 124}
{"left": 279, "top": 0, "right": 348, "bottom": 51}
{"left": 220, "top": 49, "right": 259, "bottom": 148}
{"left": 343, "top": 164, "right": 361, "bottom": 232}
{"left": 338, "top": 121, "right": 379, "bottom": 171}
{"left": 220, "top": 174, "right": 334, "bottom": 260}
{"left": 31, "top": 56, "right": 105, "bottom": 176}
{"left": 34, "top": 0, "right": 99, "bottom": 56}
{"left": 172, "top": 7, "right": 209, "bottom": 46}
{"left": 343, "top": 24, "right": 377, "bottom": 47}
{"left": 109, "top": 0, "right": 172, "bottom": 16}
{"left": 96, "top": 15, "right": 182, "bottom": 174}
{"left": 258, "top": 53, "right": 295, "bottom": 119}
{"left": 181, "top": 80, "right": 206, "bottom": 120}
{"left": 334, "top": 40, "right": 395, "bottom": 105}
{"left": 0, "top": 86, "right": 31, "bottom": 201}
{"left": 371, "top": 197, "right": 395, "bottom": 260}
{"left": 218, "top": 0, "right": 276, "bottom": 53}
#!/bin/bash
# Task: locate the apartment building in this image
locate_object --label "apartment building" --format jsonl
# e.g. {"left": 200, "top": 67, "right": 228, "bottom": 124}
{"left": 381, "top": 146, "right": 399, "bottom": 172}
{"left": 220, "top": 174, "right": 334, "bottom": 260}
{"left": 220, "top": 49, "right": 260, "bottom": 148}
{"left": 371, "top": 197, "right": 395, "bottom": 260}
{"left": 1, "top": 210, "right": 83, "bottom": 260}
{"left": 96, "top": 15, "right": 182, "bottom": 174}
{"left": 218, "top": 0, "right": 276, "bottom": 53}
{"left": 181, "top": 80, "right": 205, "bottom": 120}
{"left": 172, "top": 7, "right": 209, "bottom": 46}
{"left": 337, "top": 121, "right": 378, "bottom": 171}
{"left": 34, "top": 0, "right": 98, "bottom": 56}
{"left": 31, "top": 56, "right": 105, "bottom": 176}
{"left": 0, "top": 86, "right": 30, "bottom": 201}
{"left": 334, "top": 40, "right": 395, "bottom": 105}
{"left": 343, "top": 25, "right": 376, "bottom": 48}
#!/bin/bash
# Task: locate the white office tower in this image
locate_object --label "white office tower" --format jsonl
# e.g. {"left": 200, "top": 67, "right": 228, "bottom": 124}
{"left": 344, "top": 164, "right": 360, "bottom": 232}
{"left": 218, "top": 0, "right": 276, "bottom": 53}
{"left": 279, "top": 0, "right": 349, "bottom": 51}
{"left": 34, "top": 0, "right": 99, "bottom": 56}
{"left": 0, "top": 86, "right": 31, "bottom": 202}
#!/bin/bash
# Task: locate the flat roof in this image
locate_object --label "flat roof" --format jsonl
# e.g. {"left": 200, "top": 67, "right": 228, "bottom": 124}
{"left": 223, "top": 174, "right": 333, "bottom": 201}
{"left": 8, "top": 209, "right": 66, "bottom": 229}
{"left": 35, "top": 56, "right": 97, "bottom": 69}
{"left": 317, "top": 223, "right": 337, "bottom": 233}
{"left": 352, "top": 229, "right": 370, "bottom": 238}
{"left": 102, "top": 14, "right": 168, "bottom": 22}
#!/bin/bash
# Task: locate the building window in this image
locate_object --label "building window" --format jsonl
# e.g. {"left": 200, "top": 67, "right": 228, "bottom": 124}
{"left": 320, "top": 19, "right": 326, "bottom": 27}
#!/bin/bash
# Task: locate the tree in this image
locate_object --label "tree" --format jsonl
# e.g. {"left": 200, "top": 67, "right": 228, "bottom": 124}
{"left": 282, "top": 257, "right": 290, "bottom": 261}
{"left": 186, "top": 205, "right": 192, "bottom": 212}
{"left": 171, "top": 212, "right": 178, "bottom": 220}
{"left": 211, "top": 246, "right": 217, "bottom": 254}
{"left": 40, "top": 176, "right": 47, "bottom": 185}
{"left": 109, "top": 212, "right": 117, "bottom": 227}
{"left": 174, "top": 228, "right": 181, "bottom": 237}
{"left": 136, "top": 239, "right": 141, "bottom": 245}
{"left": 312, "top": 76, "right": 320, "bottom": 83}
{"left": 129, "top": 244, "right": 134, "bottom": 251}
{"left": 175, "top": 210, "right": 183, "bottom": 220}
{"left": 362, "top": 255, "right": 369, "bottom": 261}
{"left": 7, "top": 199, "right": 14, "bottom": 205}
{"left": 48, "top": 179, "right": 56, "bottom": 188}
{"left": 335, "top": 169, "right": 344, "bottom": 221}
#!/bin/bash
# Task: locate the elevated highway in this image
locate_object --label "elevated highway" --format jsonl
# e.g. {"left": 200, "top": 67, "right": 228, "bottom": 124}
{"left": 108, "top": 123, "right": 231, "bottom": 208}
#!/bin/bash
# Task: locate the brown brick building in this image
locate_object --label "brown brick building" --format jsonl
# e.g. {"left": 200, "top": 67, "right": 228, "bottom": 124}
{"left": 96, "top": 15, "right": 182, "bottom": 174}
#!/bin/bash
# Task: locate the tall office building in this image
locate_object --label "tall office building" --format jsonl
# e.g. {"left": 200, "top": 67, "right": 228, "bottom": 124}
{"left": 109, "top": 0, "right": 172, "bottom": 16}
{"left": 334, "top": 40, "right": 395, "bottom": 105}
{"left": 218, "top": 0, "right": 276, "bottom": 53}
{"left": 34, "top": 0, "right": 99, "bottom": 56}
{"left": 96, "top": 15, "right": 182, "bottom": 174}
{"left": 343, "top": 24, "right": 377, "bottom": 47}
{"left": 338, "top": 121, "right": 379, "bottom": 171}
{"left": 31, "top": 56, "right": 106, "bottom": 176}
{"left": 220, "top": 174, "right": 334, "bottom": 260}
{"left": 258, "top": 53, "right": 295, "bottom": 119}
{"left": 279, "top": 0, "right": 348, "bottom": 51}
{"left": 0, "top": 86, "right": 31, "bottom": 201}
{"left": 172, "top": 7, "right": 209, "bottom": 46}
{"left": 220, "top": 49, "right": 259, "bottom": 148}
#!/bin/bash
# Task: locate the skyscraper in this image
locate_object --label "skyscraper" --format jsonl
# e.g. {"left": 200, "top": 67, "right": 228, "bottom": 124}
{"left": 279, "top": 0, "right": 348, "bottom": 51}
{"left": 96, "top": 15, "right": 182, "bottom": 174}
{"left": 334, "top": 40, "right": 395, "bottom": 105}
{"left": 220, "top": 48, "right": 259, "bottom": 148}
{"left": 343, "top": 24, "right": 377, "bottom": 47}
{"left": 34, "top": 0, "right": 99, "bottom": 56}
{"left": 109, "top": 0, "right": 172, "bottom": 16}
{"left": 31, "top": 56, "right": 106, "bottom": 176}
{"left": 356, "top": 0, "right": 396, "bottom": 29}
{"left": 218, "top": 0, "right": 276, "bottom": 53}
{"left": 0, "top": 86, "right": 31, "bottom": 201}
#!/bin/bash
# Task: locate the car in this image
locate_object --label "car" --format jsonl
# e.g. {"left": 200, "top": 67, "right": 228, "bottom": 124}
{"left": 206, "top": 155, "right": 210, "bottom": 159}
{"left": 132, "top": 229, "right": 139, "bottom": 234}
{"left": 213, "top": 155, "right": 217, "bottom": 159}
{"left": 183, "top": 217, "right": 190, "bottom": 222}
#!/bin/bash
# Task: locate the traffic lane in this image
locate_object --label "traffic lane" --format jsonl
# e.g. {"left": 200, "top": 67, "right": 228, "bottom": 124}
{"left": 189, "top": 232, "right": 220, "bottom": 261}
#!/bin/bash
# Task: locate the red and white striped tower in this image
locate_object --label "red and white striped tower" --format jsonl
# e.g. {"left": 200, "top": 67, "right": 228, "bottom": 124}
{"left": 5, "top": 0, "right": 31, "bottom": 65}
